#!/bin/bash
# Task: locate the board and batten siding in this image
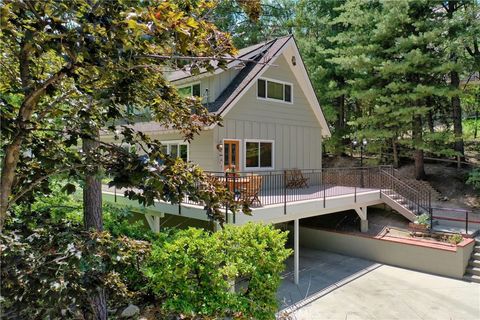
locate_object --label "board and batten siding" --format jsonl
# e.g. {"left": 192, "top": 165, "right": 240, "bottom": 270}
{"left": 214, "top": 54, "right": 323, "bottom": 171}
{"left": 177, "top": 68, "right": 240, "bottom": 104}
{"left": 150, "top": 130, "right": 216, "bottom": 171}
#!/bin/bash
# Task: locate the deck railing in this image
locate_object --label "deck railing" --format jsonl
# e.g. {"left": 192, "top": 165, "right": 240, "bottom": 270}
{"left": 378, "top": 167, "right": 432, "bottom": 218}
{"left": 183, "top": 168, "right": 372, "bottom": 208}
{"left": 108, "top": 166, "right": 432, "bottom": 222}
{"left": 182, "top": 166, "right": 431, "bottom": 218}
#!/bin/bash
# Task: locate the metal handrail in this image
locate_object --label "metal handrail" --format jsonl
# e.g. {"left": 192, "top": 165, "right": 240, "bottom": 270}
{"left": 180, "top": 166, "right": 433, "bottom": 221}
{"left": 379, "top": 168, "right": 431, "bottom": 214}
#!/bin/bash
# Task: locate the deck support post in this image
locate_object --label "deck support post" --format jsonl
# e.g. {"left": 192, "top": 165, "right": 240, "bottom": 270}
{"left": 355, "top": 206, "right": 368, "bottom": 233}
{"left": 294, "top": 218, "right": 299, "bottom": 285}
{"left": 145, "top": 214, "right": 161, "bottom": 233}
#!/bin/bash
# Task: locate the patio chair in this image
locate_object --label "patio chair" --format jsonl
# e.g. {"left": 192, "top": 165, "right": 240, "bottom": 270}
{"left": 240, "top": 175, "right": 263, "bottom": 206}
{"left": 285, "top": 169, "right": 309, "bottom": 188}
{"left": 285, "top": 170, "right": 298, "bottom": 188}
{"left": 293, "top": 169, "right": 309, "bottom": 188}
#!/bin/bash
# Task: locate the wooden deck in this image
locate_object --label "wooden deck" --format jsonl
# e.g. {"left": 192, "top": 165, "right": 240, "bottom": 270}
{"left": 254, "top": 185, "right": 378, "bottom": 207}
{"left": 102, "top": 184, "right": 384, "bottom": 225}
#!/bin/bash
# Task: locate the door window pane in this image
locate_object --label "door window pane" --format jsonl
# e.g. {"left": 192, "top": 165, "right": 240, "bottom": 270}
{"left": 246, "top": 142, "right": 259, "bottom": 167}
{"left": 267, "top": 81, "right": 284, "bottom": 100}
{"left": 257, "top": 79, "right": 266, "bottom": 98}
{"left": 231, "top": 143, "right": 236, "bottom": 166}
{"left": 260, "top": 142, "right": 272, "bottom": 167}
{"left": 224, "top": 143, "right": 229, "bottom": 166}
{"left": 284, "top": 84, "right": 292, "bottom": 102}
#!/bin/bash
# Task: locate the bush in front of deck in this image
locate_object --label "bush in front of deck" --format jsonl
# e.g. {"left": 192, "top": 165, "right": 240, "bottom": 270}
{"left": 145, "top": 223, "right": 292, "bottom": 320}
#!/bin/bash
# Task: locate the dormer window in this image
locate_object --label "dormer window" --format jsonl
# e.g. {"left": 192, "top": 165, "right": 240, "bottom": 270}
{"left": 178, "top": 83, "right": 201, "bottom": 98}
{"left": 257, "top": 78, "right": 292, "bottom": 103}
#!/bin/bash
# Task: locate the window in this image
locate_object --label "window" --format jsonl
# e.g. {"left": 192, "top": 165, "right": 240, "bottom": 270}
{"left": 178, "top": 83, "right": 201, "bottom": 98}
{"left": 245, "top": 140, "right": 273, "bottom": 169}
{"left": 257, "top": 78, "right": 292, "bottom": 103}
{"left": 160, "top": 141, "right": 189, "bottom": 161}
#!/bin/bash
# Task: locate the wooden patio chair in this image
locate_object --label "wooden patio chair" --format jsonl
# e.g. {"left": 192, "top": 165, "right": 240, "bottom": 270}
{"left": 293, "top": 169, "right": 309, "bottom": 188}
{"left": 285, "top": 170, "right": 298, "bottom": 188}
{"left": 240, "top": 175, "right": 263, "bottom": 206}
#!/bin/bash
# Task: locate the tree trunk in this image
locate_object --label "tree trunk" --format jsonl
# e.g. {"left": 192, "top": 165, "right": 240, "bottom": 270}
{"left": 450, "top": 70, "right": 464, "bottom": 160}
{"left": 0, "top": 136, "right": 22, "bottom": 230}
{"left": 475, "top": 110, "right": 478, "bottom": 139}
{"left": 82, "top": 131, "right": 103, "bottom": 231}
{"left": 82, "top": 129, "right": 106, "bottom": 320}
{"left": 427, "top": 110, "right": 434, "bottom": 133}
{"left": 335, "top": 94, "right": 345, "bottom": 130}
{"left": 413, "top": 115, "right": 426, "bottom": 180}
{"left": 392, "top": 138, "right": 399, "bottom": 168}
{"left": 86, "top": 288, "right": 107, "bottom": 320}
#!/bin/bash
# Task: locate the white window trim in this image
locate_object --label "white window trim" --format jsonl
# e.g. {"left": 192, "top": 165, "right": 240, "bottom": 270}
{"left": 243, "top": 139, "right": 275, "bottom": 171}
{"left": 160, "top": 140, "right": 190, "bottom": 161}
{"left": 177, "top": 82, "right": 201, "bottom": 97}
{"left": 257, "top": 77, "right": 293, "bottom": 104}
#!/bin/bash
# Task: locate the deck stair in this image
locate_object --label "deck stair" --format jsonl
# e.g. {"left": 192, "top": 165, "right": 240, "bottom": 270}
{"left": 464, "top": 239, "right": 480, "bottom": 283}
{"left": 395, "top": 173, "right": 441, "bottom": 201}
{"left": 379, "top": 167, "right": 432, "bottom": 223}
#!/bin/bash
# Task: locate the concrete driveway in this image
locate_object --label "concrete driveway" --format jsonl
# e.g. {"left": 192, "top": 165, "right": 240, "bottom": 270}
{"left": 278, "top": 248, "right": 480, "bottom": 320}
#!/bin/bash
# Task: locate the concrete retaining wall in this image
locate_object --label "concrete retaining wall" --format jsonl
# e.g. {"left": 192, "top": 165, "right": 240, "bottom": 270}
{"left": 299, "top": 227, "right": 475, "bottom": 279}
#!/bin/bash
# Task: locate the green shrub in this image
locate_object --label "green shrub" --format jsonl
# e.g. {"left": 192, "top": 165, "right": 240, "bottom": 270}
{"left": 103, "top": 203, "right": 157, "bottom": 241}
{"left": 144, "top": 223, "right": 292, "bottom": 320}
{"left": 0, "top": 211, "right": 151, "bottom": 319}
{"left": 448, "top": 233, "right": 463, "bottom": 245}
{"left": 466, "top": 168, "right": 480, "bottom": 191}
{"left": 416, "top": 213, "right": 430, "bottom": 226}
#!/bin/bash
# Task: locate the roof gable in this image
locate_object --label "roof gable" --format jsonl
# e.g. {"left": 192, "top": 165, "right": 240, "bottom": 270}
{"left": 213, "top": 36, "right": 331, "bottom": 137}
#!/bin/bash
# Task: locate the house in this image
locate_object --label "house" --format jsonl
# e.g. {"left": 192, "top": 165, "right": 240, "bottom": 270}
{"left": 101, "top": 35, "right": 432, "bottom": 284}
{"left": 120, "top": 35, "right": 330, "bottom": 173}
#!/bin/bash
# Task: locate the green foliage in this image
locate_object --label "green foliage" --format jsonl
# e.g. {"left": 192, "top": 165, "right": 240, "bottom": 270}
{"left": 213, "top": 0, "right": 294, "bottom": 48}
{"left": 0, "top": 211, "right": 151, "bottom": 319}
{"left": 416, "top": 213, "right": 430, "bottom": 226}
{"left": 466, "top": 168, "right": 480, "bottom": 190}
{"left": 145, "top": 223, "right": 292, "bottom": 319}
{"left": 103, "top": 203, "right": 154, "bottom": 241}
{"left": 463, "top": 119, "right": 479, "bottom": 142}
{"left": 448, "top": 233, "right": 464, "bottom": 245}
{"left": 1, "top": 0, "right": 259, "bottom": 228}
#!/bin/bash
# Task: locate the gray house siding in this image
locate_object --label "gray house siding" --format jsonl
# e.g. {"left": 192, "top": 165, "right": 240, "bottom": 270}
{"left": 214, "top": 54, "right": 323, "bottom": 171}
{"left": 178, "top": 68, "right": 240, "bottom": 104}
{"left": 151, "top": 130, "right": 216, "bottom": 171}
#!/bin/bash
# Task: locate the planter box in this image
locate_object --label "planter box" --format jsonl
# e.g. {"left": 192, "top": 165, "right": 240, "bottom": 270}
{"left": 409, "top": 222, "right": 428, "bottom": 231}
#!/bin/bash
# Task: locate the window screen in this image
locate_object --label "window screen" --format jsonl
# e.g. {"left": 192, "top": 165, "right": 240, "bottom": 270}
{"left": 246, "top": 142, "right": 259, "bottom": 167}
{"left": 260, "top": 142, "right": 272, "bottom": 167}
{"left": 284, "top": 84, "right": 292, "bottom": 102}
{"left": 267, "top": 81, "right": 284, "bottom": 100}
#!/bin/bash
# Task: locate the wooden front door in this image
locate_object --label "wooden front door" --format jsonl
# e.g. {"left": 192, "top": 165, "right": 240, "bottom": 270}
{"left": 224, "top": 140, "right": 240, "bottom": 171}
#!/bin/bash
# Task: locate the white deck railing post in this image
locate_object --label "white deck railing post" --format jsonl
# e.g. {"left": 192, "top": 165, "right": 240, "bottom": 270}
{"left": 294, "top": 218, "right": 299, "bottom": 285}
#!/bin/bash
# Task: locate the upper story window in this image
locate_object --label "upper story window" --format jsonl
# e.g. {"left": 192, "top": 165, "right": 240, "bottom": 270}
{"left": 257, "top": 78, "right": 292, "bottom": 103}
{"left": 178, "top": 83, "right": 201, "bottom": 98}
{"left": 160, "top": 141, "right": 189, "bottom": 162}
